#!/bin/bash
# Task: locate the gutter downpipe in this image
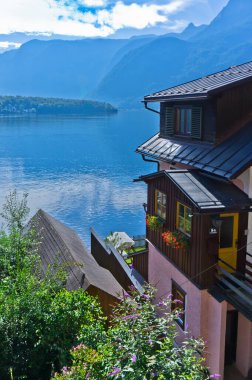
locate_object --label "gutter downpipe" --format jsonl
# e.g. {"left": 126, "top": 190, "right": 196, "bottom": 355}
{"left": 143, "top": 100, "right": 160, "bottom": 114}
{"left": 141, "top": 154, "right": 159, "bottom": 167}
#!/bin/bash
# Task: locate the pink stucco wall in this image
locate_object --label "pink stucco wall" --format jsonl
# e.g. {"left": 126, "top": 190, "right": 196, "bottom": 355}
{"left": 236, "top": 313, "right": 252, "bottom": 377}
{"left": 148, "top": 241, "right": 227, "bottom": 378}
{"left": 159, "top": 161, "right": 192, "bottom": 171}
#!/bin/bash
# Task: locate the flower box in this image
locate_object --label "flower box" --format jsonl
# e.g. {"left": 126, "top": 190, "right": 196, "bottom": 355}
{"left": 162, "top": 230, "right": 190, "bottom": 251}
{"left": 146, "top": 214, "right": 164, "bottom": 231}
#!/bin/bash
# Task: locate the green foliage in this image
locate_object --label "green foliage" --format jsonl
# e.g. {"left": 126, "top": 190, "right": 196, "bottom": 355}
{"left": 0, "top": 192, "right": 106, "bottom": 380}
{"left": 0, "top": 96, "right": 117, "bottom": 116}
{"left": 54, "top": 285, "right": 209, "bottom": 380}
{"left": 146, "top": 214, "right": 163, "bottom": 231}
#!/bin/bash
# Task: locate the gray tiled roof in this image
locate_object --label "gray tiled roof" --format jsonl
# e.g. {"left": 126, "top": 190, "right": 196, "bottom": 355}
{"left": 30, "top": 210, "right": 123, "bottom": 298}
{"left": 137, "top": 170, "right": 252, "bottom": 212}
{"left": 136, "top": 123, "right": 252, "bottom": 180}
{"left": 144, "top": 61, "right": 252, "bottom": 101}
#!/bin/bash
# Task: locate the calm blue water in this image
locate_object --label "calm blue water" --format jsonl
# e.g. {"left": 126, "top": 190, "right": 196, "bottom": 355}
{"left": 0, "top": 110, "right": 158, "bottom": 245}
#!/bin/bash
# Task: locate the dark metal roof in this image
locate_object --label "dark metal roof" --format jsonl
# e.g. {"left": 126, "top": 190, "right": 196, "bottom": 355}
{"left": 136, "top": 123, "right": 252, "bottom": 180}
{"left": 30, "top": 210, "right": 123, "bottom": 299}
{"left": 144, "top": 61, "right": 252, "bottom": 102}
{"left": 136, "top": 170, "right": 252, "bottom": 212}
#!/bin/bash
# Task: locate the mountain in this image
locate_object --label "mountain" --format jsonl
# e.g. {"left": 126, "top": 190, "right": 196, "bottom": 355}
{"left": 94, "top": 37, "right": 191, "bottom": 105}
{"left": 0, "top": 32, "right": 94, "bottom": 53}
{"left": 0, "top": 0, "right": 252, "bottom": 107}
{"left": 0, "top": 38, "right": 127, "bottom": 98}
{"left": 94, "top": 0, "right": 252, "bottom": 106}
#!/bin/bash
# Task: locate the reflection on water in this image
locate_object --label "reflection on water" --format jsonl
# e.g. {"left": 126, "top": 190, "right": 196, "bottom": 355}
{"left": 0, "top": 110, "right": 158, "bottom": 245}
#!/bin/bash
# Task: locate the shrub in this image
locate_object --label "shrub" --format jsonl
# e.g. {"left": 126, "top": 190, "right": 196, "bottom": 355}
{"left": 0, "top": 192, "right": 105, "bottom": 380}
{"left": 54, "top": 285, "right": 209, "bottom": 380}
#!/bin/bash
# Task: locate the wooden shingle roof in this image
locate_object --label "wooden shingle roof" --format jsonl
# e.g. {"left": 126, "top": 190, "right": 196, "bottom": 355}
{"left": 136, "top": 123, "right": 252, "bottom": 180}
{"left": 30, "top": 210, "right": 123, "bottom": 299}
{"left": 144, "top": 61, "right": 252, "bottom": 102}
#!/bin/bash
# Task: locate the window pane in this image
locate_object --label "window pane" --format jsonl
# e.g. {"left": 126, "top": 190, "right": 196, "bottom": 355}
{"left": 220, "top": 216, "right": 234, "bottom": 248}
{"left": 156, "top": 191, "right": 166, "bottom": 219}
{"left": 162, "top": 193, "right": 166, "bottom": 206}
{"left": 180, "top": 109, "right": 185, "bottom": 134}
{"left": 175, "top": 108, "right": 192, "bottom": 135}
{"left": 185, "top": 207, "right": 192, "bottom": 233}
{"left": 177, "top": 203, "right": 192, "bottom": 235}
{"left": 172, "top": 283, "right": 186, "bottom": 330}
{"left": 186, "top": 109, "right": 192, "bottom": 134}
{"left": 179, "top": 203, "right": 184, "bottom": 218}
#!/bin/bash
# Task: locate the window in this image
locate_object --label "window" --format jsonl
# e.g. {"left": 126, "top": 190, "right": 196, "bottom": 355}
{"left": 175, "top": 108, "right": 192, "bottom": 136}
{"left": 155, "top": 190, "right": 167, "bottom": 220}
{"left": 171, "top": 281, "right": 186, "bottom": 330}
{"left": 176, "top": 202, "right": 192, "bottom": 235}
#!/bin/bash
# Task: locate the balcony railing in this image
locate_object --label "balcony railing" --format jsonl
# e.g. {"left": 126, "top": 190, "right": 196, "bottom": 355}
{"left": 214, "top": 257, "right": 252, "bottom": 321}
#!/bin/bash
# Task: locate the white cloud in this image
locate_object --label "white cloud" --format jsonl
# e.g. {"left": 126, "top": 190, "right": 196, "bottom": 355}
{"left": 0, "top": 0, "right": 192, "bottom": 37}
{"left": 80, "top": 0, "right": 107, "bottom": 6}
{"left": 97, "top": 2, "right": 166, "bottom": 30}
{"left": 0, "top": 41, "right": 21, "bottom": 49}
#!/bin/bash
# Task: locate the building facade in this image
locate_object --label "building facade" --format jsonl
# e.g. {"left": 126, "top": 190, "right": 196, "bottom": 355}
{"left": 136, "top": 61, "right": 252, "bottom": 379}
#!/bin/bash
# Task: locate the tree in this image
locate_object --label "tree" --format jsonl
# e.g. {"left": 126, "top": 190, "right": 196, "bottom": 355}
{"left": 0, "top": 192, "right": 105, "bottom": 380}
{"left": 54, "top": 285, "right": 210, "bottom": 380}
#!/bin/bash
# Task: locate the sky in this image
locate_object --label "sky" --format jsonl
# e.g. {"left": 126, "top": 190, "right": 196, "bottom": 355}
{"left": 0, "top": 0, "right": 229, "bottom": 38}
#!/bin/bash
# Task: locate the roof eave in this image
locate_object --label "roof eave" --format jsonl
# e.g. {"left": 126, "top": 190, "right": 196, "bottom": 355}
{"left": 143, "top": 94, "right": 209, "bottom": 103}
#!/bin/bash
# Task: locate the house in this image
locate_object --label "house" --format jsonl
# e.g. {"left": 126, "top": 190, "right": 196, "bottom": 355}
{"left": 30, "top": 209, "right": 124, "bottom": 316}
{"left": 136, "top": 61, "right": 252, "bottom": 379}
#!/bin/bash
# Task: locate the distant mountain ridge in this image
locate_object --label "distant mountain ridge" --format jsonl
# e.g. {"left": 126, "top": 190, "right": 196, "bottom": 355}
{"left": 0, "top": 0, "right": 252, "bottom": 107}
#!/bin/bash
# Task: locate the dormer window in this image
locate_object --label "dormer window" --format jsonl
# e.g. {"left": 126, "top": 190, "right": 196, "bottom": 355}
{"left": 163, "top": 106, "right": 202, "bottom": 139}
{"left": 175, "top": 108, "right": 192, "bottom": 136}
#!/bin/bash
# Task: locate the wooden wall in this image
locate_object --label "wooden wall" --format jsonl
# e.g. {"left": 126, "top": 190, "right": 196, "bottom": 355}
{"left": 216, "top": 80, "right": 252, "bottom": 143}
{"left": 146, "top": 175, "right": 249, "bottom": 289}
{"left": 88, "top": 286, "right": 118, "bottom": 317}
{"left": 132, "top": 250, "right": 148, "bottom": 281}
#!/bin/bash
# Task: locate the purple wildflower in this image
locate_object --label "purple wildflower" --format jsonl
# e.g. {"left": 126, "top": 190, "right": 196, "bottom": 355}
{"left": 122, "top": 314, "right": 139, "bottom": 320}
{"left": 141, "top": 294, "right": 150, "bottom": 300}
{"left": 150, "top": 371, "right": 157, "bottom": 377}
{"left": 148, "top": 339, "right": 153, "bottom": 346}
{"left": 107, "top": 367, "right": 121, "bottom": 377}
{"left": 130, "top": 263, "right": 134, "bottom": 269}
{"left": 86, "top": 373, "right": 90, "bottom": 379}
{"left": 131, "top": 354, "right": 137, "bottom": 363}
{"left": 174, "top": 299, "right": 183, "bottom": 304}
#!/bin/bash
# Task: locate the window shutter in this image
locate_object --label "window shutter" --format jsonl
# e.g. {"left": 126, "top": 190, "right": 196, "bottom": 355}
{"left": 191, "top": 107, "right": 202, "bottom": 139}
{"left": 163, "top": 107, "right": 174, "bottom": 136}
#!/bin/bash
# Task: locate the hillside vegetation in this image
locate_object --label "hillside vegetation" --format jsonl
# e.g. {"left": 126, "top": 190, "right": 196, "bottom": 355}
{"left": 0, "top": 96, "right": 117, "bottom": 115}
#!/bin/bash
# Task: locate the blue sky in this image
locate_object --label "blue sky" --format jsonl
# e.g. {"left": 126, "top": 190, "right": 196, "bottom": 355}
{"left": 0, "top": 0, "right": 229, "bottom": 38}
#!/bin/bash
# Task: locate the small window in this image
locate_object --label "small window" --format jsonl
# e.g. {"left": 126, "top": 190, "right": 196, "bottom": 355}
{"left": 176, "top": 202, "right": 192, "bottom": 235}
{"left": 171, "top": 281, "right": 186, "bottom": 330}
{"left": 175, "top": 108, "right": 192, "bottom": 136}
{"left": 155, "top": 190, "right": 167, "bottom": 220}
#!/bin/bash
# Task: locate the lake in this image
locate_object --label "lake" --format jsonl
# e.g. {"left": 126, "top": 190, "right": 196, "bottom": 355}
{"left": 0, "top": 109, "right": 158, "bottom": 246}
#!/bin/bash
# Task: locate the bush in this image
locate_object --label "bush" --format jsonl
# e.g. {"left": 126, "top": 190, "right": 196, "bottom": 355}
{"left": 54, "top": 285, "right": 209, "bottom": 380}
{"left": 0, "top": 192, "right": 105, "bottom": 380}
